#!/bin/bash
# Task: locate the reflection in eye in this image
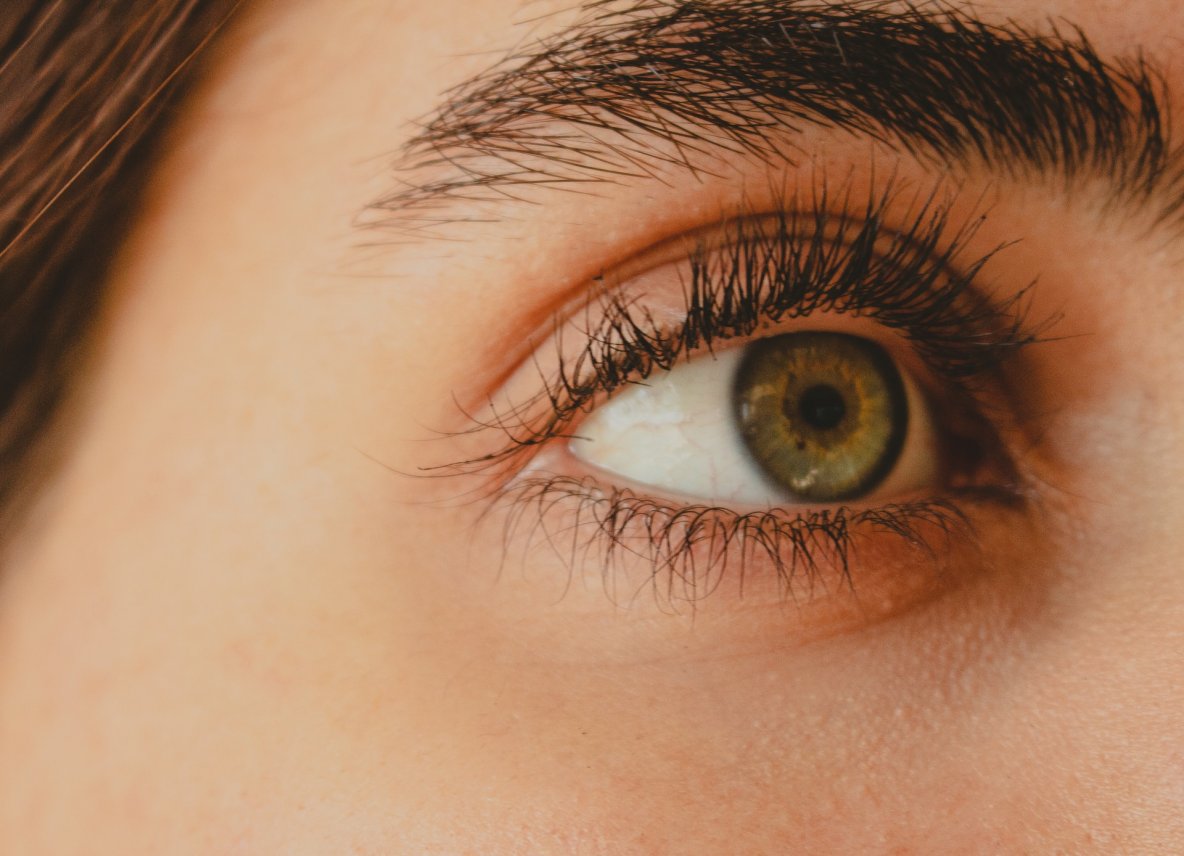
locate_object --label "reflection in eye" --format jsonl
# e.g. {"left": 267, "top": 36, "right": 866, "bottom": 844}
{"left": 573, "top": 331, "right": 938, "bottom": 506}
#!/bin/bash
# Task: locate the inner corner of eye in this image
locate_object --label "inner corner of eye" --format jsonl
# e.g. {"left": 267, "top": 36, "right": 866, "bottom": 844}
{"left": 568, "top": 332, "right": 939, "bottom": 507}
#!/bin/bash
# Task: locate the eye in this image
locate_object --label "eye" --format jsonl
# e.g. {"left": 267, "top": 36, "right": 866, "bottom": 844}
{"left": 434, "top": 181, "right": 1042, "bottom": 610}
{"left": 570, "top": 329, "right": 941, "bottom": 507}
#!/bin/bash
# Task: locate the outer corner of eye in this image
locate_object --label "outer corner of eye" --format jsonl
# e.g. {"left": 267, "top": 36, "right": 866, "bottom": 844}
{"left": 569, "top": 331, "right": 940, "bottom": 507}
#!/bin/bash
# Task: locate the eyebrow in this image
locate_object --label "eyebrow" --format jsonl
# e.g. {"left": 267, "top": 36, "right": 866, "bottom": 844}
{"left": 372, "top": 0, "right": 1184, "bottom": 233}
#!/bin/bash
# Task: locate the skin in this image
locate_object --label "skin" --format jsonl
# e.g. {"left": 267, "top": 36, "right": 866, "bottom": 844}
{"left": 3, "top": 0, "right": 1184, "bottom": 852}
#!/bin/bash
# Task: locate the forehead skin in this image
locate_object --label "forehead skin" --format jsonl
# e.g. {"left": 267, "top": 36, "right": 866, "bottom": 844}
{"left": 3, "top": 0, "right": 1184, "bottom": 853}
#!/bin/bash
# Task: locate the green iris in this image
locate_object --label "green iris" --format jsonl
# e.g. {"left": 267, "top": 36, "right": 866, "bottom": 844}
{"left": 732, "top": 331, "right": 908, "bottom": 502}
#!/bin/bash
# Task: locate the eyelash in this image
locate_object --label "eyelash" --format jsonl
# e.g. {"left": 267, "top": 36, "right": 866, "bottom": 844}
{"left": 432, "top": 179, "right": 1047, "bottom": 602}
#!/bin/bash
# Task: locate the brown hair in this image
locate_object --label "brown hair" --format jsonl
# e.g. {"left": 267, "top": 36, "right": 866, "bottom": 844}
{"left": 0, "top": 1, "right": 241, "bottom": 518}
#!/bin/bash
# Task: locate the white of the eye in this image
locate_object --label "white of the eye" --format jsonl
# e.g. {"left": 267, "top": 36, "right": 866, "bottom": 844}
{"left": 569, "top": 343, "right": 938, "bottom": 507}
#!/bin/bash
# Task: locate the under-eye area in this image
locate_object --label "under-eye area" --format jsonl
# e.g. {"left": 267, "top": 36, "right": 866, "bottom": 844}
{"left": 427, "top": 177, "right": 1051, "bottom": 614}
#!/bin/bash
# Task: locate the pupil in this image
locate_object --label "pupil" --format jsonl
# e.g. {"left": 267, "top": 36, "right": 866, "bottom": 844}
{"left": 795, "top": 384, "right": 846, "bottom": 430}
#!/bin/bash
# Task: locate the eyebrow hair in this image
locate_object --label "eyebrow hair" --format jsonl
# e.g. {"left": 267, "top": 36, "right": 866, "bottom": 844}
{"left": 371, "top": 0, "right": 1184, "bottom": 234}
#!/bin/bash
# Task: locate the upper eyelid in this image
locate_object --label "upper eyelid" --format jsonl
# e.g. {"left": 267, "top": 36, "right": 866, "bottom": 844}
{"left": 370, "top": 0, "right": 1184, "bottom": 241}
{"left": 425, "top": 178, "right": 1047, "bottom": 481}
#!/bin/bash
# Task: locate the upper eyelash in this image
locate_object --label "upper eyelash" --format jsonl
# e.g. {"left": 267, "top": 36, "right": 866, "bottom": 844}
{"left": 430, "top": 177, "right": 1050, "bottom": 481}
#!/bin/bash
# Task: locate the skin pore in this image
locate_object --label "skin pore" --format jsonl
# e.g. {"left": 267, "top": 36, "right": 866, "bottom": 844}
{"left": 3, "top": 0, "right": 1184, "bottom": 852}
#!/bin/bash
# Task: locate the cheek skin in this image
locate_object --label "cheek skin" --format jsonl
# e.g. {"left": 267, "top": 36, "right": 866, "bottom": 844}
{"left": 3, "top": 0, "right": 1184, "bottom": 854}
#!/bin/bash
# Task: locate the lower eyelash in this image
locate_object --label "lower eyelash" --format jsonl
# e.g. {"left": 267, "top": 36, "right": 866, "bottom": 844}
{"left": 483, "top": 473, "right": 1017, "bottom": 606}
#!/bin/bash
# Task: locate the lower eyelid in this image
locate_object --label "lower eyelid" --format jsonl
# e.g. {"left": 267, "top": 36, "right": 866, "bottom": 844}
{"left": 482, "top": 469, "right": 1031, "bottom": 634}
{"left": 487, "top": 327, "right": 1033, "bottom": 619}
